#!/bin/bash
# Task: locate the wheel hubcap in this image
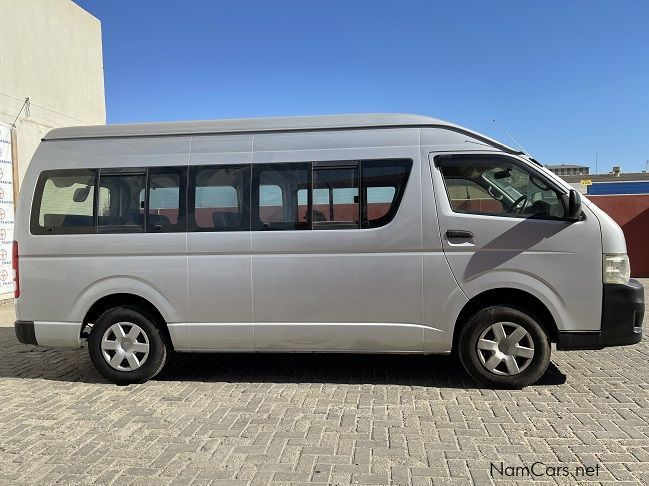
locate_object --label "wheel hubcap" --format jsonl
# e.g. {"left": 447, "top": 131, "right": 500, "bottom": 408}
{"left": 476, "top": 322, "right": 535, "bottom": 376}
{"left": 101, "top": 322, "right": 150, "bottom": 372}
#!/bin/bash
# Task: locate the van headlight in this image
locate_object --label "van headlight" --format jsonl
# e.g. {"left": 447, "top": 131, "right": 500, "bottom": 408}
{"left": 603, "top": 253, "right": 630, "bottom": 285}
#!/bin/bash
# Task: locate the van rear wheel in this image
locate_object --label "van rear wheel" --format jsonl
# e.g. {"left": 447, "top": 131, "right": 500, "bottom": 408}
{"left": 457, "top": 306, "right": 550, "bottom": 388}
{"left": 88, "top": 307, "right": 169, "bottom": 385}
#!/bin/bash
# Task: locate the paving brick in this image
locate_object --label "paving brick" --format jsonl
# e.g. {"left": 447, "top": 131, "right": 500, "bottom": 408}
{"left": 0, "top": 279, "right": 649, "bottom": 484}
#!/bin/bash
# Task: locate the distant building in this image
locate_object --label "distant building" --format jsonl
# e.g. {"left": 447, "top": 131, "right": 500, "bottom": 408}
{"left": 0, "top": 0, "right": 106, "bottom": 187}
{"left": 559, "top": 167, "right": 649, "bottom": 195}
{"left": 545, "top": 164, "right": 590, "bottom": 176}
{"left": 0, "top": 0, "right": 105, "bottom": 300}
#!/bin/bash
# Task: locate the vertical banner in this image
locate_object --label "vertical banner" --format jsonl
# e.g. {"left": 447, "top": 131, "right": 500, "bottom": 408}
{"left": 0, "top": 123, "right": 15, "bottom": 299}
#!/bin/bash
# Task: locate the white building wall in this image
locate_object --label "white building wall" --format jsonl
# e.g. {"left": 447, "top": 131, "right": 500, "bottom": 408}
{"left": 0, "top": 0, "right": 106, "bottom": 189}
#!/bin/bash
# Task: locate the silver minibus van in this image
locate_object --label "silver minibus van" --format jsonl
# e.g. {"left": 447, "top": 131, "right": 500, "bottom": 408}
{"left": 13, "top": 114, "right": 644, "bottom": 387}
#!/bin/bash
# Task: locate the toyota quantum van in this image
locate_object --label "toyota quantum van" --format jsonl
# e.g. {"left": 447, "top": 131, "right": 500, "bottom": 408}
{"left": 13, "top": 114, "right": 644, "bottom": 387}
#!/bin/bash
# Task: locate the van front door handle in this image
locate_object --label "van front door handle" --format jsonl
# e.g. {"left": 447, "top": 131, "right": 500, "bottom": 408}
{"left": 446, "top": 230, "right": 474, "bottom": 239}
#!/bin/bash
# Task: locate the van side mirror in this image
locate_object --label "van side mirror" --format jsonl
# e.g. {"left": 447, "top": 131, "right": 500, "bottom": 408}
{"left": 563, "top": 189, "right": 582, "bottom": 221}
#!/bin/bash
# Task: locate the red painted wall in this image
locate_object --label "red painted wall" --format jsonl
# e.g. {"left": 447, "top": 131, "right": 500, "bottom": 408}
{"left": 588, "top": 195, "right": 649, "bottom": 277}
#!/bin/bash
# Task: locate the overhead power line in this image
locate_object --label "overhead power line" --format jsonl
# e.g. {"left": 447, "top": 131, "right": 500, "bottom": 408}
{"left": 11, "top": 97, "right": 30, "bottom": 128}
{"left": 0, "top": 90, "right": 93, "bottom": 125}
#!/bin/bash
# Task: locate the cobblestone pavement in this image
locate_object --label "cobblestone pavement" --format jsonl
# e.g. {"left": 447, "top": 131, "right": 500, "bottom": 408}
{"left": 0, "top": 301, "right": 16, "bottom": 328}
{"left": 0, "top": 282, "right": 648, "bottom": 485}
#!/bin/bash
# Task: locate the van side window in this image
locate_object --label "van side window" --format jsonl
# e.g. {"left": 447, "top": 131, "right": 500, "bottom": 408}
{"left": 98, "top": 173, "right": 146, "bottom": 232}
{"left": 147, "top": 168, "right": 186, "bottom": 232}
{"left": 252, "top": 159, "right": 411, "bottom": 231}
{"left": 259, "top": 185, "right": 283, "bottom": 208}
{"left": 436, "top": 156, "right": 566, "bottom": 219}
{"left": 31, "top": 160, "right": 413, "bottom": 235}
{"left": 190, "top": 165, "right": 250, "bottom": 231}
{"left": 32, "top": 170, "right": 96, "bottom": 234}
{"left": 366, "top": 187, "right": 395, "bottom": 219}
{"left": 297, "top": 188, "right": 310, "bottom": 222}
{"left": 312, "top": 166, "right": 359, "bottom": 228}
{"left": 361, "top": 159, "right": 412, "bottom": 228}
{"left": 253, "top": 163, "right": 310, "bottom": 230}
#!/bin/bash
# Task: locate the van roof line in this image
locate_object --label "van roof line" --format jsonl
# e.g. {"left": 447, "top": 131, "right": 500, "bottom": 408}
{"left": 42, "top": 113, "right": 519, "bottom": 154}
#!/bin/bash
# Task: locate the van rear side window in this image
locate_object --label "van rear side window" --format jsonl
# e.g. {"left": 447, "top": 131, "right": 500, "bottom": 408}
{"left": 32, "top": 170, "right": 96, "bottom": 234}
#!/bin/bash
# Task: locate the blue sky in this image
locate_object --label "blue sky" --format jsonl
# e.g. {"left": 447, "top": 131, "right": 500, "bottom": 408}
{"left": 74, "top": 0, "right": 649, "bottom": 172}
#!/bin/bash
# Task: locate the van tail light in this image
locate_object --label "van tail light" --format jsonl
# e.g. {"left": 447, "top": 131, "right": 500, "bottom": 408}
{"left": 12, "top": 241, "right": 19, "bottom": 299}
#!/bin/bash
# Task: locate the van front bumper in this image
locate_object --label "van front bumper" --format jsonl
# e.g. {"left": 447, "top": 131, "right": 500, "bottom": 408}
{"left": 557, "top": 279, "right": 644, "bottom": 350}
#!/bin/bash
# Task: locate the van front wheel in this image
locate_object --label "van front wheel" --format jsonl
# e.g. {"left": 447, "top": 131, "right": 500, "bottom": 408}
{"left": 458, "top": 306, "right": 551, "bottom": 388}
{"left": 88, "top": 307, "right": 169, "bottom": 385}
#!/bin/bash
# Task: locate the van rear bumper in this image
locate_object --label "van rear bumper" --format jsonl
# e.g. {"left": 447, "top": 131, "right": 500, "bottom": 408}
{"left": 15, "top": 320, "right": 81, "bottom": 347}
{"left": 557, "top": 279, "right": 644, "bottom": 350}
{"left": 15, "top": 320, "right": 38, "bottom": 345}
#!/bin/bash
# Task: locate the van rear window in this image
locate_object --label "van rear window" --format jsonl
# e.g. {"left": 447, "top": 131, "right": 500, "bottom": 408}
{"left": 32, "top": 170, "right": 96, "bottom": 234}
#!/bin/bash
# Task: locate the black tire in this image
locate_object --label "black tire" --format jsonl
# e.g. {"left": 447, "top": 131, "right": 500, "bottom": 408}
{"left": 457, "top": 305, "right": 551, "bottom": 389}
{"left": 88, "top": 307, "right": 169, "bottom": 385}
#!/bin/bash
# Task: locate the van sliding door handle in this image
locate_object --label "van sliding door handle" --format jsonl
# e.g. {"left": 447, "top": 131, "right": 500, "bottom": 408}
{"left": 446, "top": 230, "right": 474, "bottom": 239}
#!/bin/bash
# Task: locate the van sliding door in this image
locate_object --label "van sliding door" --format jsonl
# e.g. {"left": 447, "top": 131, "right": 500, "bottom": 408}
{"left": 250, "top": 138, "right": 425, "bottom": 352}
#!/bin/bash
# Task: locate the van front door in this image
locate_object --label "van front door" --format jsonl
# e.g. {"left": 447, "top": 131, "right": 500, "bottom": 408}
{"left": 430, "top": 152, "right": 603, "bottom": 332}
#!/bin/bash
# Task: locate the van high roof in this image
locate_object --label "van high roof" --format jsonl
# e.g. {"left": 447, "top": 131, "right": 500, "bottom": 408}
{"left": 43, "top": 113, "right": 519, "bottom": 154}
